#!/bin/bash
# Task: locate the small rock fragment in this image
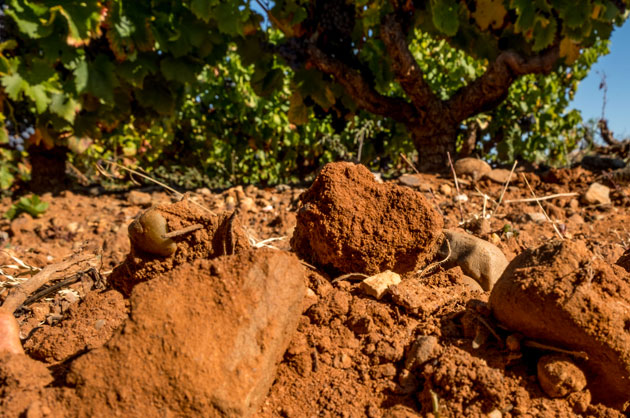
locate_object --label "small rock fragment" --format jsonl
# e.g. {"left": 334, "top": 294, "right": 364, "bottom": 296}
{"left": 454, "top": 158, "right": 491, "bottom": 180}
{"left": 398, "top": 174, "right": 423, "bottom": 187}
{"left": 439, "top": 229, "right": 508, "bottom": 291}
{"left": 239, "top": 196, "right": 256, "bottom": 212}
{"left": 128, "top": 190, "right": 152, "bottom": 207}
{"left": 537, "top": 355, "right": 587, "bottom": 398}
{"left": 66, "top": 222, "right": 80, "bottom": 234}
{"left": 360, "top": 271, "right": 402, "bottom": 300}
{"left": 483, "top": 168, "right": 512, "bottom": 184}
{"left": 438, "top": 183, "right": 452, "bottom": 196}
{"left": 404, "top": 335, "right": 440, "bottom": 370}
{"left": 582, "top": 182, "right": 611, "bottom": 205}
{"left": 526, "top": 212, "right": 547, "bottom": 223}
{"left": 460, "top": 275, "right": 484, "bottom": 293}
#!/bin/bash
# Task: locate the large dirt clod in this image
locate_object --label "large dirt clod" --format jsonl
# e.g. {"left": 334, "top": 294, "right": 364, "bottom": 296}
{"left": 110, "top": 199, "right": 249, "bottom": 295}
{"left": 290, "top": 162, "right": 443, "bottom": 275}
{"left": 489, "top": 240, "right": 630, "bottom": 408}
{"left": 66, "top": 249, "right": 305, "bottom": 417}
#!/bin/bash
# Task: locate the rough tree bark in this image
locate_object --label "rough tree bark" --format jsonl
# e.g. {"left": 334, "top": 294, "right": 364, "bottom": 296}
{"left": 299, "top": 12, "right": 560, "bottom": 171}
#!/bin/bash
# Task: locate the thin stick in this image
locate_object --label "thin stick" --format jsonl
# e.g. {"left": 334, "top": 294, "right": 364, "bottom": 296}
{"left": 98, "top": 160, "right": 216, "bottom": 216}
{"left": 505, "top": 192, "right": 578, "bottom": 204}
{"left": 523, "top": 340, "right": 589, "bottom": 360}
{"left": 21, "top": 268, "right": 98, "bottom": 307}
{"left": 332, "top": 272, "right": 369, "bottom": 284}
{"left": 521, "top": 173, "right": 564, "bottom": 240}
{"left": 1, "top": 253, "right": 95, "bottom": 313}
{"left": 162, "top": 224, "right": 204, "bottom": 239}
{"left": 418, "top": 237, "right": 451, "bottom": 277}
{"left": 491, "top": 160, "right": 518, "bottom": 218}
{"left": 475, "top": 314, "right": 503, "bottom": 344}
{"left": 400, "top": 153, "right": 421, "bottom": 175}
{"left": 446, "top": 152, "right": 464, "bottom": 222}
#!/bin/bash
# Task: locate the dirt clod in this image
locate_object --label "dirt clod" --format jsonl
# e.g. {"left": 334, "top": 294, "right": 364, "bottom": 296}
{"left": 291, "top": 162, "right": 443, "bottom": 275}
{"left": 490, "top": 239, "right": 630, "bottom": 408}
{"left": 537, "top": 355, "right": 587, "bottom": 398}
{"left": 66, "top": 249, "right": 305, "bottom": 417}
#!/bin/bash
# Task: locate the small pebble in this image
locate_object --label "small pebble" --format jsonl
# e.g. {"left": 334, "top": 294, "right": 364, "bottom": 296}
{"left": 360, "top": 271, "right": 401, "bottom": 300}
{"left": 537, "top": 355, "right": 587, "bottom": 398}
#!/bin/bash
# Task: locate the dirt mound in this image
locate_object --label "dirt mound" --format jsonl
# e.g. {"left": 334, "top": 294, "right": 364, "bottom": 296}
{"left": 109, "top": 199, "right": 249, "bottom": 295}
{"left": 0, "top": 353, "right": 53, "bottom": 417}
{"left": 24, "top": 290, "right": 127, "bottom": 363}
{"left": 489, "top": 240, "right": 630, "bottom": 409}
{"left": 64, "top": 249, "right": 304, "bottom": 416}
{"left": 291, "top": 162, "right": 443, "bottom": 275}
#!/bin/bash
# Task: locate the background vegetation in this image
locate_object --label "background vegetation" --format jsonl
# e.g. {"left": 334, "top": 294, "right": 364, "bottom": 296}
{"left": 0, "top": 1, "right": 627, "bottom": 192}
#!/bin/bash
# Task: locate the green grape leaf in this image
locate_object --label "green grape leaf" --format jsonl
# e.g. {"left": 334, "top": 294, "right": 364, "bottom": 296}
{"left": 135, "top": 81, "right": 175, "bottom": 115}
{"left": 532, "top": 16, "right": 557, "bottom": 51}
{"left": 160, "top": 57, "right": 198, "bottom": 84}
{"left": 1, "top": 72, "right": 27, "bottom": 99}
{"left": 50, "top": 94, "right": 78, "bottom": 123}
{"left": 288, "top": 91, "right": 308, "bottom": 125}
{"left": 215, "top": 3, "right": 244, "bottom": 36}
{"left": 431, "top": 0, "right": 460, "bottom": 36}
{"left": 512, "top": 0, "right": 536, "bottom": 32}
{"left": 251, "top": 67, "right": 284, "bottom": 97}
{"left": 24, "top": 84, "right": 50, "bottom": 113}
{"left": 117, "top": 56, "right": 157, "bottom": 87}
{"left": 191, "top": 0, "right": 216, "bottom": 22}
{"left": 473, "top": 0, "right": 507, "bottom": 30}
{"left": 557, "top": 0, "right": 592, "bottom": 29}
{"left": 0, "top": 165, "right": 15, "bottom": 191}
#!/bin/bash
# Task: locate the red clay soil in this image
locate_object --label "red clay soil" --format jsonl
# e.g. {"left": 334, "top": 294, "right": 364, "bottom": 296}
{"left": 1, "top": 161, "right": 630, "bottom": 417}
{"left": 290, "top": 162, "right": 443, "bottom": 275}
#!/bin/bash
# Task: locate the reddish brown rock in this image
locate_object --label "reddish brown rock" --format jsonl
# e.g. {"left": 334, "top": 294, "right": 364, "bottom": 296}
{"left": 291, "top": 162, "right": 443, "bottom": 275}
{"left": 67, "top": 249, "right": 305, "bottom": 417}
{"left": 490, "top": 240, "right": 630, "bottom": 408}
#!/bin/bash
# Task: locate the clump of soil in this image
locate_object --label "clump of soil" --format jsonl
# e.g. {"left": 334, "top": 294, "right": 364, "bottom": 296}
{"left": 24, "top": 290, "right": 127, "bottom": 363}
{"left": 490, "top": 239, "right": 630, "bottom": 408}
{"left": 0, "top": 352, "right": 53, "bottom": 417}
{"left": 109, "top": 198, "right": 249, "bottom": 295}
{"left": 65, "top": 249, "right": 305, "bottom": 417}
{"left": 291, "top": 162, "right": 443, "bottom": 275}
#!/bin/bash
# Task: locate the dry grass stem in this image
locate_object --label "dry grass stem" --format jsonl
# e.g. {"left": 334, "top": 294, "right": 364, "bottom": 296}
{"left": 504, "top": 192, "right": 579, "bottom": 204}
{"left": 523, "top": 339, "right": 589, "bottom": 360}
{"left": 162, "top": 224, "right": 204, "bottom": 239}
{"left": 491, "top": 160, "right": 518, "bottom": 218}
{"left": 521, "top": 173, "right": 564, "bottom": 240}
{"left": 446, "top": 152, "right": 465, "bottom": 223}
{"left": 332, "top": 272, "right": 369, "bottom": 284}
{"left": 2, "top": 253, "right": 97, "bottom": 313}
{"left": 98, "top": 159, "right": 217, "bottom": 216}
{"left": 399, "top": 153, "right": 421, "bottom": 175}
{"left": 418, "top": 236, "right": 452, "bottom": 277}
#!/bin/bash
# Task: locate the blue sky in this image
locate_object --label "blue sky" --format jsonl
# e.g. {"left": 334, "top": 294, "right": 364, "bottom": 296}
{"left": 570, "top": 21, "right": 630, "bottom": 139}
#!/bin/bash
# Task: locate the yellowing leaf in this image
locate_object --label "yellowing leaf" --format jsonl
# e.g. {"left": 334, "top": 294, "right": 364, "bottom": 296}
{"left": 288, "top": 91, "right": 308, "bottom": 126}
{"left": 473, "top": 0, "right": 507, "bottom": 30}
{"left": 559, "top": 37, "right": 580, "bottom": 64}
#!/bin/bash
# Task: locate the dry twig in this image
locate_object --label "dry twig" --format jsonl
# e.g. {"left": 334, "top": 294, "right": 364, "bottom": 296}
{"left": 504, "top": 192, "right": 578, "bottom": 204}
{"left": 521, "top": 173, "right": 564, "bottom": 240}
{"left": 162, "top": 224, "right": 204, "bottom": 239}
{"left": 97, "top": 159, "right": 217, "bottom": 216}
{"left": 446, "top": 152, "right": 464, "bottom": 223}
{"left": 1, "top": 253, "right": 97, "bottom": 313}
{"left": 491, "top": 160, "right": 518, "bottom": 218}
{"left": 418, "top": 236, "right": 452, "bottom": 277}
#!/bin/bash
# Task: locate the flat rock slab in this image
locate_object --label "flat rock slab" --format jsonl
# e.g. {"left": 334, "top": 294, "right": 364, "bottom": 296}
{"left": 67, "top": 249, "right": 305, "bottom": 417}
{"left": 291, "top": 162, "right": 443, "bottom": 275}
{"left": 489, "top": 240, "right": 630, "bottom": 408}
